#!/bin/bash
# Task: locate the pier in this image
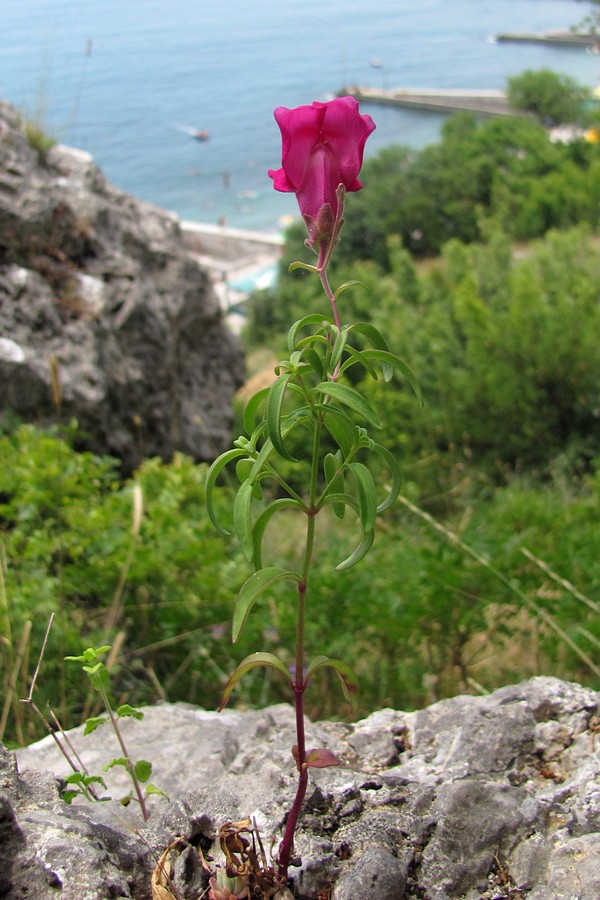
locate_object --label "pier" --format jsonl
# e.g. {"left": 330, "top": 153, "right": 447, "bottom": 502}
{"left": 341, "top": 85, "right": 519, "bottom": 117}
{"left": 495, "top": 31, "right": 598, "bottom": 48}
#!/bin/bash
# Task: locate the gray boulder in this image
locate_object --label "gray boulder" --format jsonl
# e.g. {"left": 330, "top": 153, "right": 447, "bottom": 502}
{"left": 6, "top": 676, "right": 600, "bottom": 899}
{"left": 0, "top": 100, "right": 244, "bottom": 471}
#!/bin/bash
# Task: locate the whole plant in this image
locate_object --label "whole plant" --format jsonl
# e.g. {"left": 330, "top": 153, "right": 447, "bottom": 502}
{"left": 206, "top": 95, "right": 420, "bottom": 887}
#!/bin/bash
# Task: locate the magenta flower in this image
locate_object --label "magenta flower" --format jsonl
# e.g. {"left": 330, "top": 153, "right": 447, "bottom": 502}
{"left": 268, "top": 96, "right": 375, "bottom": 251}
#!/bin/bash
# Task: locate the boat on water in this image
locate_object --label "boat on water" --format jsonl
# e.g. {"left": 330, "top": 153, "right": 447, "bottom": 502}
{"left": 193, "top": 129, "right": 210, "bottom": 141}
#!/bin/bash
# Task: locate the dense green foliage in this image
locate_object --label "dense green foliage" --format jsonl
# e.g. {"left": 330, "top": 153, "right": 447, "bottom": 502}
{"left": 300, "top": 112, "right": 600, "bottom": 262}
{"left": 507, "top": 68, "right": 591, "bottom": 125}
{"left": 2, "top": 420, "right": 599, "bottom": 747}
{"left": 250, "top": 226, "right": 600, "bottom": 492}
{"left": 0, "top": 428, "right": 256, "bottom": 745}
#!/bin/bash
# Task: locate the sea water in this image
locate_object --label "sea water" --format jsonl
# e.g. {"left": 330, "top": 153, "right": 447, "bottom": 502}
{"left": 0, "top": 0, "right": 598, "bottom": 233}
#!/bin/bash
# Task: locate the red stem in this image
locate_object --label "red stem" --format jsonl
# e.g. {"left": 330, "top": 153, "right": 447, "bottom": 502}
{"left": 277, "top": 679, "right": 308, "bottom": 876}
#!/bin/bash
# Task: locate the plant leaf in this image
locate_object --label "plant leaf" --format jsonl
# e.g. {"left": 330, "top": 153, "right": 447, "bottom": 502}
{"left": 233, "top": 479, "right": 254, "bottom": 562}
{"left": 251, "top": 498, "right": 303, "bottom": 570}
{"left": 288, "top": 313, "right": 332, "bottom": 353}
{"left": 361, "top": 349, "right": 423, "bottom": 402}
{"left": 233, "top": 567, "right": 300, "bottom": 643}
{"left": 288, "top": 260, "right": 319, "bottom": 274}
{"left": 306, "top": 748, "right": 341, "bottom": 768}
{"left": 305, "top": 655, "right": 359, "bottom": 713}
{"left": 301, "top": 346, "right": 325, "bottom": 379}
{"left": 313, "top": 382, "right": 382, "bottom": 429}
{"left": 338, "top": 344, "right": 379, "bottom": 380}
{"left": 219, "top": 651, "right": 293, "bottom": 711}
{"left": 103, "top": 756, "right": 130, "bottom": 773}
{"left": 205, "top": 448, "right": 248, "bottom": 535}
{"left": 335, "top": 528, "right": 375, "bottom": 572}
{"left": 329, "top": 328, "right": 348, "bottom": 373}
{"left": 266, "top": 373, "right": 297, "bottom": 461}
{"left": 134, "top": 759, "right": 152, "bottom": 783}
{"left": 145, "top": 783, "right": 170, "bottom": 800}
{"left": 333, "top": 280, "right": 366, "bottom": 301}
{"left": 116, "top": 704, "right": 144, "bottom": 720}
{"left": 348, "top": 321, "right": 391, "bottom": 352}
{"left": 321, "top": 405, "right": 358, "bottom": 457}
{"left": 323, "top": 452, "right": 345, "bottom": 519}
{"left": 243, "top": 386, "right": 270, "bottom": 436}
{"left": 371, "top": 442, "right": 402, "bottom": 513}
{"left": 83, "top": 715, "right": 108, "bottom": 735}
{"left": 349, "top": 461, "right": 378, "bottom": 533}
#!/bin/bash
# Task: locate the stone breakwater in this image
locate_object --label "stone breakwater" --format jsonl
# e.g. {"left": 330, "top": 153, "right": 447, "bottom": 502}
{"left": 340, "top": 85, "right": 520, "bottom": 117}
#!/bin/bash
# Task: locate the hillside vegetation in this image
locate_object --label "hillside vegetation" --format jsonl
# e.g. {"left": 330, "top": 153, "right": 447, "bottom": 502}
{"left": 2, "top": 106, "right": 600, "bottom": 749}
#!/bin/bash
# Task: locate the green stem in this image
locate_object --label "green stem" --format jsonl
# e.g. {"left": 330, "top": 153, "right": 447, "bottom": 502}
{"left": 98, "top": 681, "right": 149, "bottom": 821}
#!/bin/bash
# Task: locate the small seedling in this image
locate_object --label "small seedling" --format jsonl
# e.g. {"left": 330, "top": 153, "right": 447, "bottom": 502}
{"left": 65, "top": 645, "right": 167, "bottom": 819}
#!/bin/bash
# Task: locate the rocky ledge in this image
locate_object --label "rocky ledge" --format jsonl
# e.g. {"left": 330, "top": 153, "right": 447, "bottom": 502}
{"left": 4, "top": 676, "right": 600, "bottom": 899}
{"left": 0, "top": 101, "right": 244, "bottom": 471}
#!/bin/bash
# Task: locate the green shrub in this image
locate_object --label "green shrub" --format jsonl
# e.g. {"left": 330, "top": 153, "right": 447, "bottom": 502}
{"left": 507, "top": 68, "right": 591, "bottom": 125}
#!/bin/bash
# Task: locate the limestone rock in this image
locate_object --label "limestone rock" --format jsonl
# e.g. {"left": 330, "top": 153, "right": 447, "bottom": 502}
{"left": 6, "top": 677, "right": 600, "bottom": 898}
{"left": 0, "top": 100, "right": 244, "bottom": 471}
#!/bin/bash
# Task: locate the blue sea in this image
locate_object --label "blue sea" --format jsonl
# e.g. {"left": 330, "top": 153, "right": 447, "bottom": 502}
{"left": 1, "top": 0, "right": 598, "bottom": 233}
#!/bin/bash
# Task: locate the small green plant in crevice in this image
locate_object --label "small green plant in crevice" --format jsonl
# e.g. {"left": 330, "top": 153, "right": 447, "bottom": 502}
{"left": 65, "top": 645, "right": 168, "bottom": 818}
{"left": 22, "top": 118, "right": 56, "bottom": 162}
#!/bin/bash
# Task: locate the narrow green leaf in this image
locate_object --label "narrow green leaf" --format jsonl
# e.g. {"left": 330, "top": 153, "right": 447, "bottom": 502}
{"left": 335, "top": 528, "right": 375, "bottom": 572}
{"left": 361, "top": 349, "right": 423, "bottom": 402}
{"left": 249, "top": 436, "right": 276, "bottom": 480}
{"left": 288, "top": 313, "right": 333, "bottom": 352}
{"left": 116, "top": 704, "right": 144, "bottom": 721}
{"left": 236, "top": 458, "right": 264, "bottom": 499}
{"left": 321, "top": 405, "right": 358, "bottom": 457}
{"left": 348, "top": 321, "right": 391, "bottom": 352}
{"left": 313, "top": 382, "right": 382, "bottom": 429}
{"left": 233, "top": 479, "right": 254, "bottom": 562}
{"left": 349, "top": 462, "right": 378, "bottom": 533}
{"left": 305, "top": 655, "right": 359, "bottom": 713}
{"left": 318, "top": 492, "right": 359, "bottom": 516}
{"left": 302, "top": 347, "right": 325, "bottom": 380}
{"left": 288, "top": 260, "right": 319, "bottom": 274}
{"left": 338, "top": 344, "right": 379, "bottom": 380}
{"left": 205, "top": 448, "right": 248, "bottom": 535}
{"left": 333, "top": 280, "right": 367, "bottom": 301}
{"left": 266, "top": 373, "right": 297, "bottom": 461}
{"left": 329, "top": 328, "right": 348, "bottom": 373}
{"left": 250, "top": 407, "right": 314, "bottom": 482}
{"left": 252, "top": 498, "right": 303, "bottom": 570}
{"left": 133, "top": 759, "right": 152, "bottom": 784}
{"left": 233, "top": 567, "right": 300, "bottom": 643}
{"left": 323, "top": 452, "right": 346, "bottom": 519}
{"left": 371, "top": 442, "right": 402, "bottom": 513}
{"left": 219, "top": 651, "right": 293, "bottom": 710}
{"left": 243, "top": 386, "right": 270, "bottom": 437}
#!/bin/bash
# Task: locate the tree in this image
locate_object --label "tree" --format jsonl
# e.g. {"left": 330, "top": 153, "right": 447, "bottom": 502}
{"left": 507, "top": 69, "right": 591, "bottom": 125}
